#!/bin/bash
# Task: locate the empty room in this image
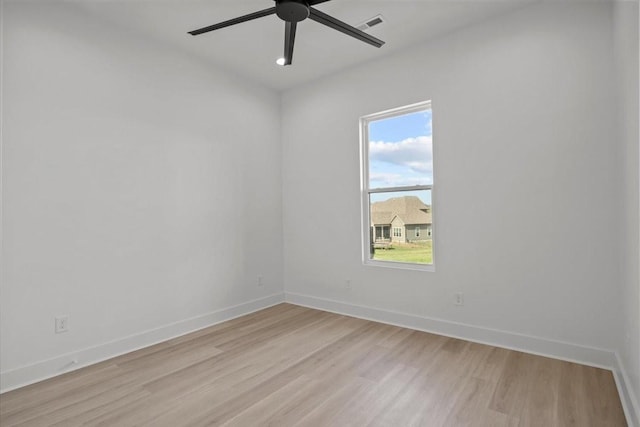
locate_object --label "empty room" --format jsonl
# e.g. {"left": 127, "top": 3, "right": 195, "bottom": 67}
{"left": 1, "top": 0, "right": 639, "bottom": 425}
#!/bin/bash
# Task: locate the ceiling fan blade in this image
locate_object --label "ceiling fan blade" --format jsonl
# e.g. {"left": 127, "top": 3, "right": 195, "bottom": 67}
{"left": 308, "top": 0, "right": 332, "bottom": 5}
{"left": 188, "top": 7, "right": 276, "bottom": 36}
{"left": 308, "top": 7, "right": 385, "bottom": 48}
{"left": 284, "top": 21, "right": 297, "bottom": 65}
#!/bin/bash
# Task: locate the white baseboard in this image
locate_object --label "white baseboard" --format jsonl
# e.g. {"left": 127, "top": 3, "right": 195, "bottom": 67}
{"left": 0, "top": 293, "right": 285, "bottom": 394}
{"left": 613, "top": 352, "right": 640, "bottom": 427}
{"left": 284, "top": 292, "right": 615, "bottom": 369}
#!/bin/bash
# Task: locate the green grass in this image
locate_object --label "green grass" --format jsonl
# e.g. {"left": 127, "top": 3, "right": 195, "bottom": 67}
{"left": 372, "top": 241, "right": 433, "bottom": 264}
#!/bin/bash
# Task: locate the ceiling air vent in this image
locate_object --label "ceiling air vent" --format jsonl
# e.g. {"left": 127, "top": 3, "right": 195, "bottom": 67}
{"left": 356, "top": 14, "right": 385, "bottom": 32}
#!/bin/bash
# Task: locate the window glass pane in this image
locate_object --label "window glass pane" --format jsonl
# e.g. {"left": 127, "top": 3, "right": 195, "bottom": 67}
{"left": 369, "top": 190, "right": 432, "bottom": 265}
{"left": 368, "top": 109, "right": 433, "bottom": 189}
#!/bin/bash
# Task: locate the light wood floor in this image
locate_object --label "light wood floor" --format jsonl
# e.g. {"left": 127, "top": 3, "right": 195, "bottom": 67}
{"left": 0, "top": 304, "right": 627, "bottom": 426}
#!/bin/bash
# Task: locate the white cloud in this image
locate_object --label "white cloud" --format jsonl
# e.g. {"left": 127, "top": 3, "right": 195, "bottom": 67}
{"left": 369, "top": 136, "right": 433, "bottom": 175}
{"left": 370, "top": 172, "right": 432, "bottom": 188}
{"left": 369, "top": 172, "right": 401, "bottom": 185}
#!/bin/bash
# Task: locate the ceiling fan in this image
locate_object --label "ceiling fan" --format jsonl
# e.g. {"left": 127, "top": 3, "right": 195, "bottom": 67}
{"left": 188, "top": 0, "right": 385, "bottom": 66}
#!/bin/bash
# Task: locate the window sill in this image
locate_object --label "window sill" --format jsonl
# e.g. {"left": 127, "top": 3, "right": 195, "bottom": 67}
{"left": 364, "top": 259, "right": 435, "bottom": 272}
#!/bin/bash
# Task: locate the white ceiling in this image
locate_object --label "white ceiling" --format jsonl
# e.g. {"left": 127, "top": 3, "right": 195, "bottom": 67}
{"left": 78, "top": 0, "right": 535, "bottom": 91}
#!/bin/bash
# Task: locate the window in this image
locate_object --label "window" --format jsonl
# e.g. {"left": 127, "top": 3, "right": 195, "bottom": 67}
{"left": 360, "top": 101, "right": 434, "bottom": 270}
{"left": 374, "top": 225, "right": 390, "bottom": 241}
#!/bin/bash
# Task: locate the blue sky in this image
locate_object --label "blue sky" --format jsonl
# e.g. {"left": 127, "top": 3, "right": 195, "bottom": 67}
{"left": 369, "top": 109, "right": 432, "bottom": 142}
{"left": 368, "top": 108, "right": 432, "bottom": 203}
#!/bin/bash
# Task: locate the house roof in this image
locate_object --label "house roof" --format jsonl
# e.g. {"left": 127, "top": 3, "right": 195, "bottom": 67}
{"left": 371, "top": 196, "right": 432, "bottom": 226}
{"left": 371, "top": 211, "right": 395, "bottom": 225}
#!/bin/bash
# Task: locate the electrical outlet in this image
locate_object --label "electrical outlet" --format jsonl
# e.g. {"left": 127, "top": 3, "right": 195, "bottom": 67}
{"left": 257, "top": 275, "right": 263, "bottom": 287}
{"left": 345, "top": 279, "right": 352, "bottom": 291}
{"left": 454, "top": 293, "right": 464, "bottom": 306}
{"left": 55, "top": 316, "right": 69, "bottom": 333}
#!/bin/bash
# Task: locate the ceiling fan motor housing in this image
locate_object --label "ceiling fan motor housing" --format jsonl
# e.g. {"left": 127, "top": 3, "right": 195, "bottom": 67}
{"left": 276, "top": 0, "right": 310, "bottom": 22}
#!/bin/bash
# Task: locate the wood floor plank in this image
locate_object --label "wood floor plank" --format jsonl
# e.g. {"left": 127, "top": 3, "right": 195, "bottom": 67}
{"left": 366, "top": 340, "right": 463, "bottom": 427}
{"left": 361, "top": 330, "right": 447, "bottom": 383}
{"left": 442, "top": 377, "right": 504, "bottom": 426}
{"left": 0, "top": 304, "right": 627, "bottom": 427}
{"left": 293, "top": 377, "right": 374, "bottom": 427}
{"left": 329, "top": 363, "right": 419, "bottom": 426}
{"left": 2, "top": 366, "right": 135, "bottom": 426}
{"left": 408, "top": 346, "right": 487, "bottom": 426}
{"left": 48, "top": 388, "right": 151, "bottom": 427}
{"left": 583, "top": 364, "right": 627, "bottom": 426}
{"left": 116, "top": 338, "right": 224, "bottom": 384}
{"left": 555, "top": 362, "right": 627, "bottom": 427}
{"left": 488, "top": 351, "right": 540, "bottom": 416}
{"left": 0, "top": 362, "right": 121, "bottom": 412}
{"left": 250, "top": 376, "right": 350, "bottom": 427}
{"left": 140, "top": 308, "right": 336, "bottom": 396}
{"left": 17, "top": 386, "right": 150, "bottom": 427}
{"left": 220, "top": 375, "right": 320, "bottom": 427}
{"left": 472, "top": 345, "right": 511, "bottom": 383}
{"left": 517, "top": 355, "right": 561, "bottom": 427}
{"left": 556, "top": 360, "right": 591, "bottom": 426}
{"left": 142, "top": 313, "right": 364, "bottom": 426}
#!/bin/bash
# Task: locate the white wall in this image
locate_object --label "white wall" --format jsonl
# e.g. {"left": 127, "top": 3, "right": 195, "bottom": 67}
{"left": 1, "top": 2, "right": 283, "bottom": 390}
{"left": 282, "top": 2, "right": 621, "bottom": 357}
{"left": 614, "top": 1, "right": 640, "bottom": 424}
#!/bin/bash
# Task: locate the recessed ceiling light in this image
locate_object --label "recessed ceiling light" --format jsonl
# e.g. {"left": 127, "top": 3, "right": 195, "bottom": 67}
{"left": 276, "top": 57, "right": 286, "bottom": 66}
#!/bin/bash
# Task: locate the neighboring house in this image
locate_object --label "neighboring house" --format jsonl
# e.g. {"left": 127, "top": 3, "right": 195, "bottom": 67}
{"left": 371, "top": 196, "right": 432, "bottom": 243}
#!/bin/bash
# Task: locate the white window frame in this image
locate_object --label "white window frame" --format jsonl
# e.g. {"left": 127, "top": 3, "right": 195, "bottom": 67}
{"left": 360, "top": 100, "right": 435, "bottom": 272}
